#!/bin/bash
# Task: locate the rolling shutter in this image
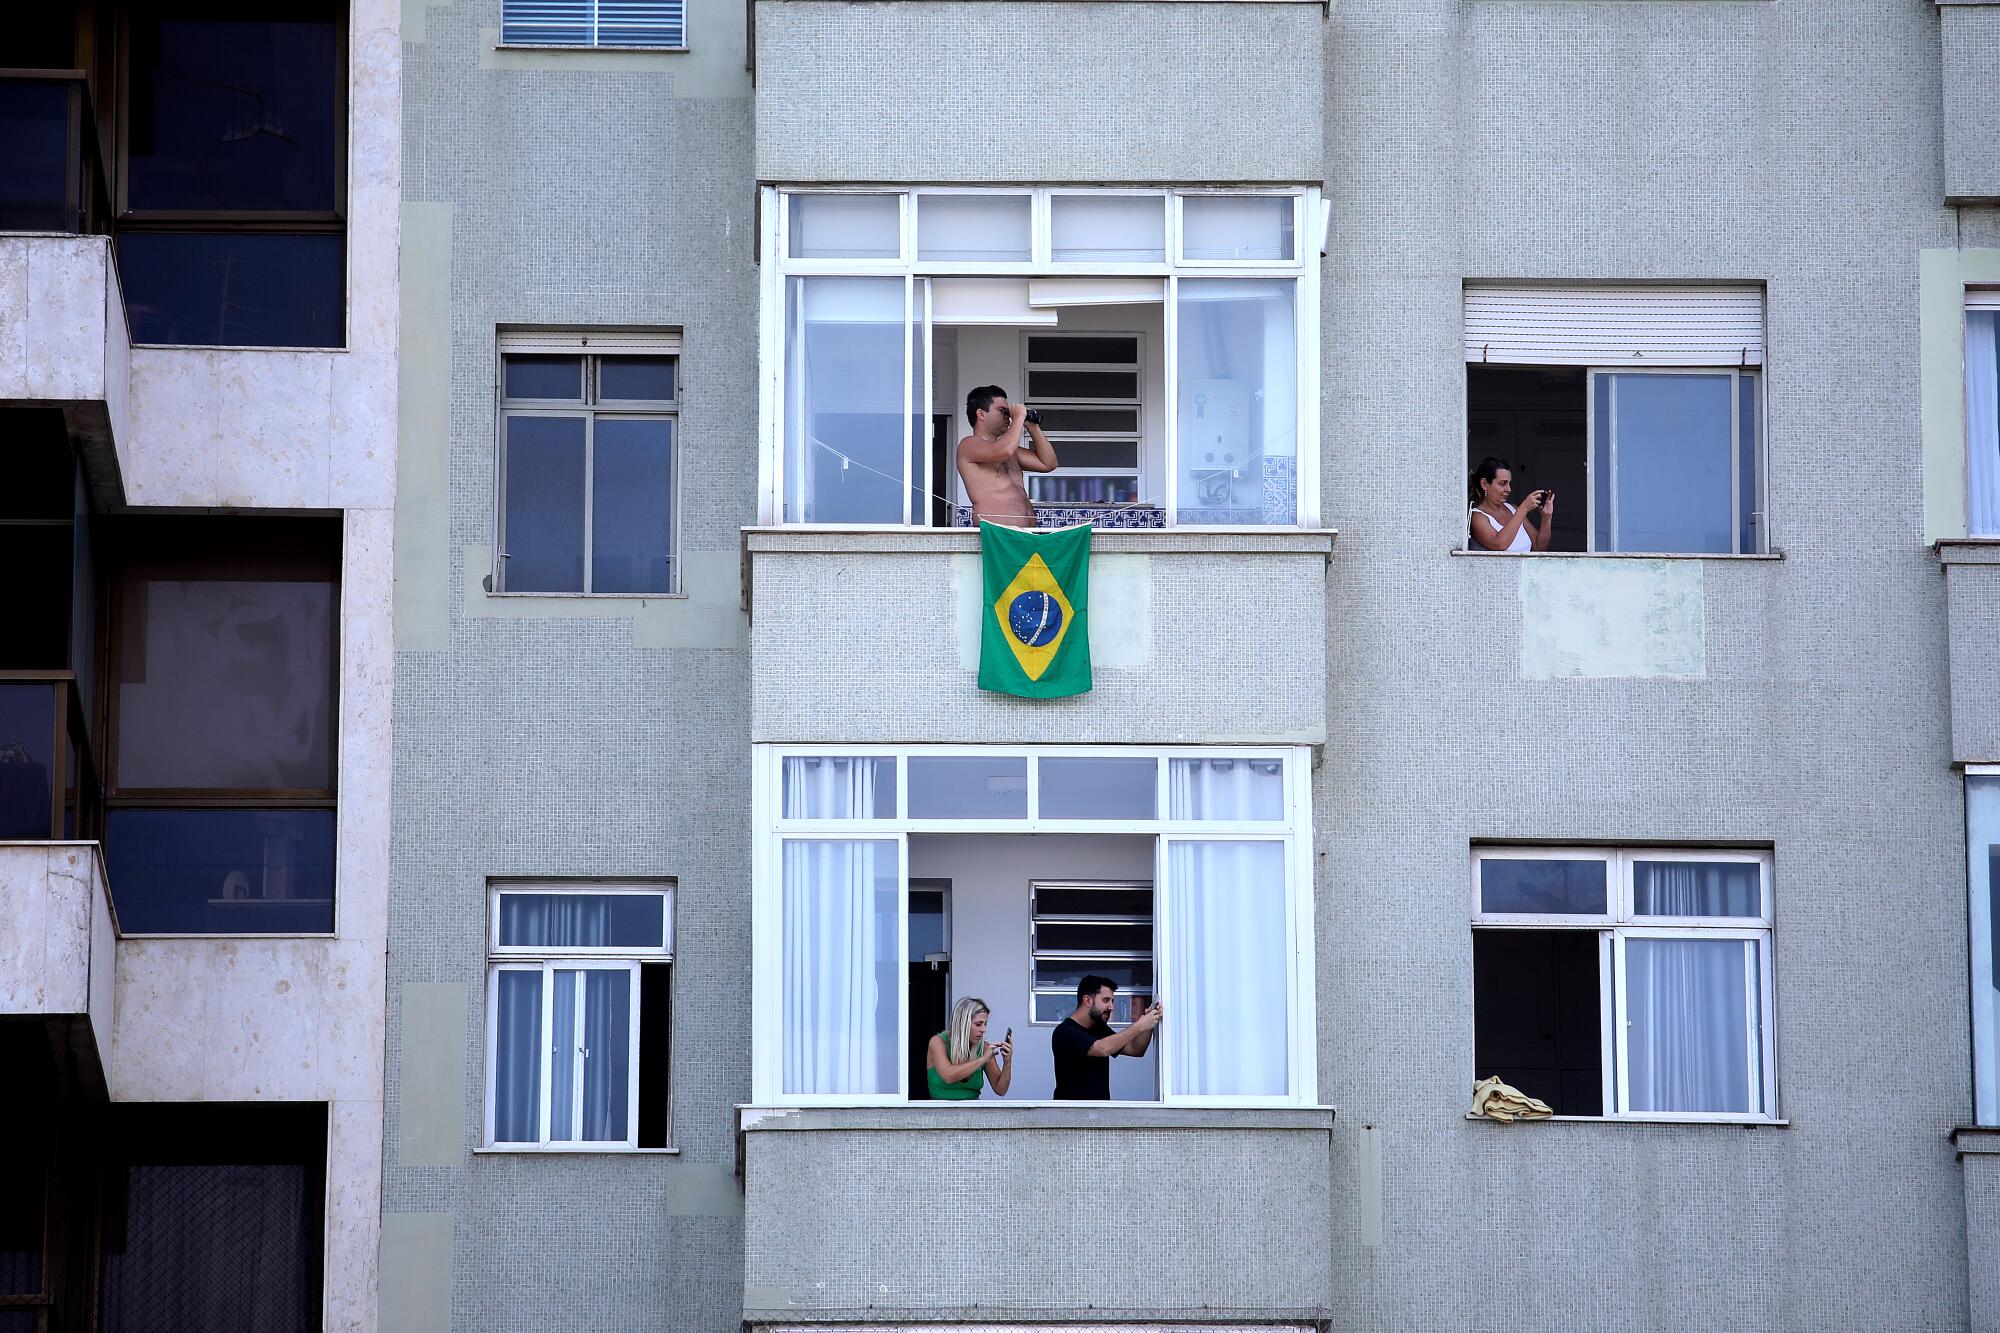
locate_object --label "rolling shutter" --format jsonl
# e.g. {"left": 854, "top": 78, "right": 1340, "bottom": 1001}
{"left": 1463, "top": 285, "right": 1765, "bottom": 367}
{"left": 498, "top": 330, "right": 682, "bottom": 355}
{"left": 1968, "top": 289, "right": 2000, "bottom": 311}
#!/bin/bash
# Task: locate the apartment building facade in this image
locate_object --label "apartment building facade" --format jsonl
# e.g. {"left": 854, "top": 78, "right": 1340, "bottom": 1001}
{"left": 380, "top": 1, "right": 2000, "bottom": 1331}
{"left": 1, "top": 2, "right": 398, "bottom": 1330}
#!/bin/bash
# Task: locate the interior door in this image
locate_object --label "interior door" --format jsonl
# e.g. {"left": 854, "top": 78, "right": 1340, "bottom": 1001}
{"left": 906, "top": 879, "right": 951, "bottom": 1098}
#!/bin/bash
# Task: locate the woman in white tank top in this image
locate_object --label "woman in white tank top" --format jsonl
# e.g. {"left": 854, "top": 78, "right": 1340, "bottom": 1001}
{"left": 1467, "top": 455, "right": 1553, "bottom": 553}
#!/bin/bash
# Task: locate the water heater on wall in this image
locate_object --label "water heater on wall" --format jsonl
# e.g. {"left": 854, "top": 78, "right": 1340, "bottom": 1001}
{"left": 1179, "top": 378, "right": 1251, "bottom": 507}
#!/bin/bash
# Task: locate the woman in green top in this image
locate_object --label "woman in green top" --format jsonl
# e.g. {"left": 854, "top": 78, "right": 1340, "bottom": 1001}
{"left": 926, "top": 996, "right": 1012, "bottom": 1100}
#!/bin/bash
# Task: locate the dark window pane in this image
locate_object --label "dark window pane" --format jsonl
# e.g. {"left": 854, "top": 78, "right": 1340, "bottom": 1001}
{"left": 1024, "top": 408, "right": 1139, "bottom": 436}
{"left": 637, "top": 963, "right": 672, "bottom": 1149}
{"left": 598, "top": 356, "right": 675, "bottom": 401}
{"left": 0, "top": 683, "right": 57, "bottom": 839}
{"left": 125, "top": 15, "right": 339, "bottom": 212}
{"left": 99, "top": 1106, "right": 324, "bottom": 1333}
{"left": 1025, "top": 370, "right": 1139, "bottom": 401}
{"left": 1031, "top": 959, "right": 1153, "bottom": 991}
{"left": 115, "top": 579, "right": 334, "bottom": 791}
{"left": 501, "top": 415, "right": 586, "bottom": 591}
{"left": 0, "top": 419, "right": 76, "bottom": 519}
{"left": 1034, "top": 921, "right": 1152, "bottom": 953}
{"left": 1032, "top": 440, "right": 1138, "bottom": 471}
{"left": 597, "top": 5, "right": 686, "bottom": 47}
{"left": 0, "top": 526, "right": 73, "bottom": 670}
{"left": 503, "top": 356, "right": 582, "bottom": 401}
{"left": 1027, "top": 337, "right": 1139, "bottom": 365}
{"left": 0, "top": 80, "right": 74, "bottom": 231}
{"left": 1033, "top": 886, "right": 1153, "bottom": 919}
{"left": 502, "top": 7, "right": 591, "bottom": 44}
{"left": 103, "top": 808, "right": 335, "bottom": 934}
{"left": 591, "top": 418, "right": 674, "bottom": 593}
{"left": 498, "top": 892, "right": 664, "bottom": 948}
{"left": 1633, "top": 861, "right": 1761, "bottom": 918}
{"left": 1473, "top": 929, "right": 1602, "bottom": 1116}
{"left": 1479, "top": 859, "right": 1608, "bottom": 915}
{"left": 492, "top": 971, "right": 543, "bottom": 1143}
{"left": 119, "top": 232, "right": 344, "bottom": 348}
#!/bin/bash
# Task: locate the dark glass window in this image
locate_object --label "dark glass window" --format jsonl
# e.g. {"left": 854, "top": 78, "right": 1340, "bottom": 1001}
{"left": 1479, "top": 858, "right": 1608, "bottom": 915}
{"left": 1473, "top": 929, "right": 1603, "bottom": 1117}
{"left": 118, "top": 4, "right": 345, "bottom": 348}
{"left": 103, "top": 518, "right": 339, "bottom": 935}
{"left": 0, "top": 81, "right": 75, "bottom": 232}
{"left": 100, "top": 1104, "right": 325, "bottom": 1333}
{"left": 0, "top": 684, "right": 58, "bottom": 840}
{"left": 118, "top": 232, "right": 344, "bottom": 348}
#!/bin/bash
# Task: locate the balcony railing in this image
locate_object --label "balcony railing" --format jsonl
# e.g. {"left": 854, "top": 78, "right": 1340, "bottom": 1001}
{"left": 0, "top": 70, "right": 112, "bottom": 235}
{"left": 0, "top": 671, "right": 101, "bottom": 842}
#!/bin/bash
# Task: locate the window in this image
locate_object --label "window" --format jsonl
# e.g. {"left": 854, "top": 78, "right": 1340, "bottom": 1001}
{"left": 496, "top": 334, "right": 681, "bottom": 595}
{"left": 757, "top": 747, "right": 1313, "bottom": 1105}
{"left": 1030, "top": 881, "right": 1154, "bottom": 1023}
{"left": 1463, "top": 286, "right": 1767, "bottom": 554}
{"left": 485, "top": 883, "right": 674, "bottom": 1150}
{"left": 1967, "top": 294, "right": 2000, "bottom": 537}
{"left": 101, "top": 517, "right": 339, "bottom": 935}
{"left": 501, "top": 0, "right": 687, "bottom": 49}
{"left": 1968, "top": 776, "right": 2000, "bottom": 1125}
{"left": 116, "top": 3, "right": 346, "bottom": 347}
{"left": 1471, "top": 848, "right": 1776, "bottom": 1121}
{"left": 767, "top": 187, "right": 1317, "bottom": 528}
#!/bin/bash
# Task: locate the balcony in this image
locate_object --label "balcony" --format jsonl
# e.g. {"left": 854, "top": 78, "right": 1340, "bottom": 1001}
{"left": 0, "top": 70, "right": 130, "bottom": 505}
{"left": 0, "top": 840, "right": 116, "bottom": 1098}
{"left": 738, "top": 1104, "right": 1335, "bottom": 1326}
{"left": 753, "top": 1, "right": 1324, "bottom": 186}
{"left": 742, "top": 528, "right": 1335, "bottom": 745}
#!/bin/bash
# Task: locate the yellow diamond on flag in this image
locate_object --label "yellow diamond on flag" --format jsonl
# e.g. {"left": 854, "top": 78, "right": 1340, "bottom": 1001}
{"left": 992, "top": 552, "right": 1075, "bottom": 682}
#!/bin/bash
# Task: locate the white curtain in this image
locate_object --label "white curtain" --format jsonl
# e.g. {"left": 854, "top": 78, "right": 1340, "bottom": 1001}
{"left": 1632, "top": 862, "right": 1759, "bottom": 918}
{"left": 499, "top": 893, "right": 613, "bottom": 947}
{"left": 783, "top": 838, "right": 898, "bottom": 1095}
{"left": 1168, "top": 757, "right": 1284, "bottom": 821}
{"left": 492, "top": 969, "right": 543, "bottom": 1142}
{"left": 1968, "top": 311, "right": 2000, "bottom": 536}
{"left": 782, "top": 756, "right": 888, "bottom": 819}
{"left": 578, "top": 969, "right": 632, "bottom": 1140}
{"left": 1626, "top": 938, "right": 1755, "bottom": 1114}
{"left": 1164, "top": 840, "right": 1288, "bottom": 1096}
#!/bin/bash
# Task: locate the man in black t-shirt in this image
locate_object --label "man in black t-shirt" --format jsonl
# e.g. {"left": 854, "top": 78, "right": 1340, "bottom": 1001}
{"left": 1051, "top": 975, "right": 1161, "bottom": 1100}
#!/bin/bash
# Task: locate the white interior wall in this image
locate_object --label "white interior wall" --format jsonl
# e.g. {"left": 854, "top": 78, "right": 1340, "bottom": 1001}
{"left": 939, "top": 302, "right": 1164, "bottom": 507}
{"left": 909, "top": 833, "right": 1157, "bottom": 1101}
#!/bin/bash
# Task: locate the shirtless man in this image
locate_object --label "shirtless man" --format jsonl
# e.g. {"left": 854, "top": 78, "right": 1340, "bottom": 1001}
{"left": 955, "top": 385, "right": 1059, "bottom": 528}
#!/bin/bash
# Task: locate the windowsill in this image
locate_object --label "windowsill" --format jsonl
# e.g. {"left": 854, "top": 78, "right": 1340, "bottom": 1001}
{"left": 493, "top": 43, "right": 688, "bottom": 53}
{"left": 474, "top": 1144, "right": 680, "bottom": 1154}
{"left": 133, "top": 342, "right": 351, "bottom": 354}
{"left": 1464, "top": 1112, "right": 1788, "bottom": 1127}
{"left": 738, "top": 1103, "right": 1336, "bottom": 1132}
{"left": 1934, "top": 538, "right": 2000, "bottom": 565}
{"left": 743, "top": 526, "right": 1338, "bottom": 556}
{"left": 1449, "top": 548, "right": 1783, "bottom": 561}
{"left": 484, "top": 591, "right": 688, "bottom": 601}
{"left": 117, "top": 932, "right": 338, "bottom": 941}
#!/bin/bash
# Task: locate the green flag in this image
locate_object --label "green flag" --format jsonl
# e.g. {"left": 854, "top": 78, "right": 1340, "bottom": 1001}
{"left": 978, "top": 521, "right": 1092, "bottom": 698}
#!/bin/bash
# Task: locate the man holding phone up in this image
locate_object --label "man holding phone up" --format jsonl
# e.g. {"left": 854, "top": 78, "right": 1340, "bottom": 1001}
{"left": 1051, "top": 976, "right": 1161, "bottom": 1100}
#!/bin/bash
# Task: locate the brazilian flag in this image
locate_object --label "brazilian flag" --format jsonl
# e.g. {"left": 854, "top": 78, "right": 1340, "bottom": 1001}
{"left": 979, "top": 521, "right": 1092, "bottom": 698}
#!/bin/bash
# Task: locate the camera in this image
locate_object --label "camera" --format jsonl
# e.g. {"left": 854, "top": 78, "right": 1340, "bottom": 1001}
{"left": 1024, "top": 408, "right": 1043, "bottom": 425}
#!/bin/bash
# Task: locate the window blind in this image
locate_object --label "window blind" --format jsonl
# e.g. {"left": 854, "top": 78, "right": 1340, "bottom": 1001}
{"left": 1968, "top": 289, "right": 2000, "bottom": 311}
{"left": 499, "top": 330, "right": 682, "bottom": 355}
{"left": 1464, "top": 285, "right": 1766, "bottom": 367}
{"left": 502, "top": 0, "right": 685, "bottom": 48}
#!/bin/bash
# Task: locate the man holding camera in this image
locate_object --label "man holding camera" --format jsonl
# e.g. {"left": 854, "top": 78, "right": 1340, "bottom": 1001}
{"left": 956, "top": 384, "right": 1060, "bottom": 528}
{"left": 1051, "top": 975, "right": 1161, "bottom": 1101}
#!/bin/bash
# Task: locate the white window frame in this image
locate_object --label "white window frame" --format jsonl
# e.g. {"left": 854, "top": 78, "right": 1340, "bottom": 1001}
{"left": 758, "top": 185, "right": 1321, "bottom": 530}
{"left": 1470, "top": 846, "right": 1778, "bottom": 1123}
{"left": 493, "top": 332, "right": 683, "bottom": 597}
{"left": 751, "top": 744, "right": 1318, "bottom": 1108}
{"left": 1585, "top": 367, "right": 1766, "bottom": 555}
{"left": 482, "top": 881, "right": 674, "bottom": 1151}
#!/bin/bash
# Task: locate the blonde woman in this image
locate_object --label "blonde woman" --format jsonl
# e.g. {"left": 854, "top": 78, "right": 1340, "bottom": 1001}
{"left": 925, "top": 997, "right": 1012, "bottom": 1100}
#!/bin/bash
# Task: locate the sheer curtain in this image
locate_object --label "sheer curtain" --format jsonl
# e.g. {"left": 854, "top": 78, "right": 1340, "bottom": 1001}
{"left": 1167, "top": 757, "right": 1284, "bottom": 821}
{"left": 579, "top": 969, "right": 632, "bottom": 1140}
{"left": 1632, "top": 861, "right": 1759, "bottom": 918}
{"left": 1164, "top": 839, "right": 1288, "bottom": 1097}
{"left": 783, "top": 838, "right": 897, "bottom": 1095}
{"left": 493, "top": 970, "right": 543, "bottom": 1142}
{"left": 1968, "top": 311, "right": 2000, "bottom": 536}
{"left": 782, "top": 756, "right": 888, "bottom": 820}
{"left": 1626, "top": 938, "right": 1755, "bottom": 1114}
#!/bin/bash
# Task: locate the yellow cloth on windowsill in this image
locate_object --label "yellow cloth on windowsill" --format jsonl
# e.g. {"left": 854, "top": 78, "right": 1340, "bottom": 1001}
{"left": 1470, "top": 1075, "right": 1554, "bottom": 1121}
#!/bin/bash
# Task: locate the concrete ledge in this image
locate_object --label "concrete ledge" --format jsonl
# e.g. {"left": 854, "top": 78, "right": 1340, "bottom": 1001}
{"left": 744, "top": 526, "right": 1337, "bottom": 556}
{"left": 739, "top": 1102, "right": 1335, "bottom": 1132}
{"left": 0, "top": 842, "right": 117, "bottom": 1097}
{"left": 1953, "top": 1125, "right": 2000, "bottom": 1157}
{"left": 1936, "top": 539, "right": 2000, "bottom": 566}
{"left": 0, "top": 234, "right": 130, "bottom": 505}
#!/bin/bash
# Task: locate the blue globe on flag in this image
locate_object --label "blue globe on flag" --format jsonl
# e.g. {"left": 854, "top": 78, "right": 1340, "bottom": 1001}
{"left": 1008, "top": 591, "right": 1063, "bottom": 647}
